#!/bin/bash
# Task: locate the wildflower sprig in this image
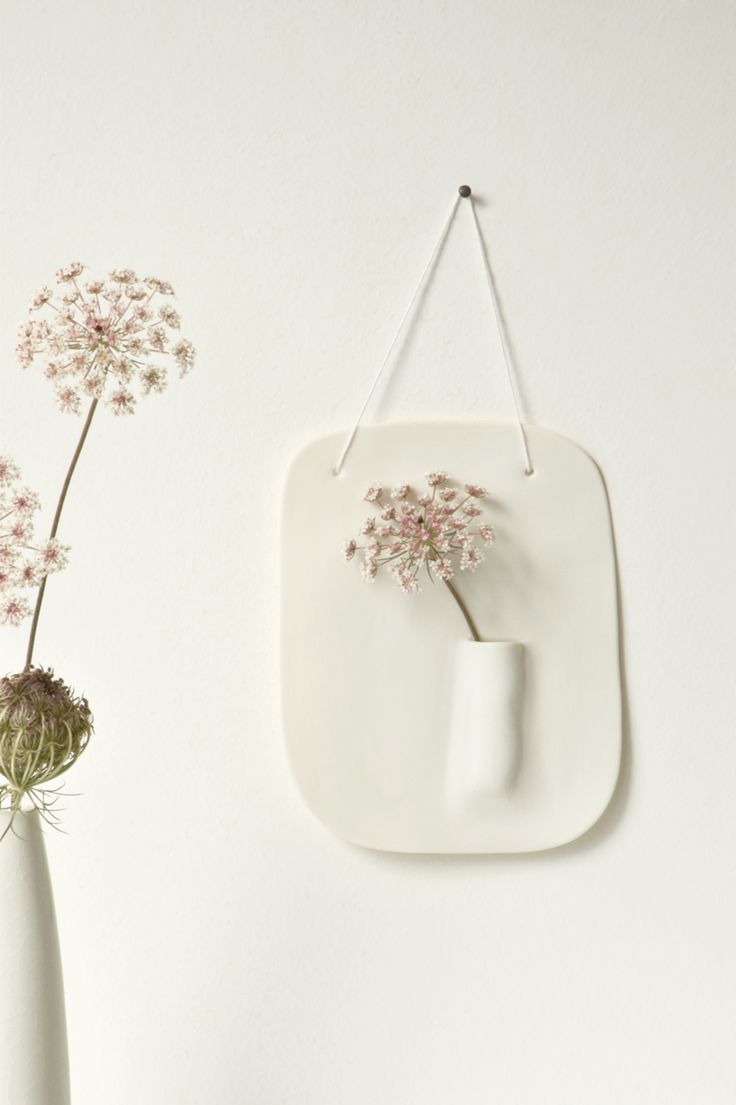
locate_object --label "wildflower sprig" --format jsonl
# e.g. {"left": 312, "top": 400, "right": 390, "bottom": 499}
{"left": 17, "top": 262, "right": 195, "bottom": 415}
{"left": 0, "top": 262, "right": 194, "bottom": 838}
{"left": 15, "top": 263, "right": 195, "bottom": 673}
{"left": 344, "top": 472, "right": 495, "bottom": 640}
{"left": 0, "top": 456, "right": 69, "bottom": 626}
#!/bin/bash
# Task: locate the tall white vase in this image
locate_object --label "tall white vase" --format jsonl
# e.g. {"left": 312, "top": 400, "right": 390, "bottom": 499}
{"left": 0, "top": 810, "right": 70, "bottom": 1105}
{"left": 445, "top": 640, "right": 525, "bottom": 810}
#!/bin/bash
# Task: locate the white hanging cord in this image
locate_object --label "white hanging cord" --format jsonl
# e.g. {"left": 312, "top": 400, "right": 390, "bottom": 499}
{"left": 467, "top": 194, "right": 534, "bottom": 475}
{"left": 333, "top": 186, "right": 534, "bottom": 476}
{"left": 333, "top": 194, "right": 461, "bottom": 475}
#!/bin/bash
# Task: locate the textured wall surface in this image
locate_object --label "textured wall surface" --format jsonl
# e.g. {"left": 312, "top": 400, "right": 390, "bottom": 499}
{"left": 1, "top": 2, "right": 734, "bottom": 1102}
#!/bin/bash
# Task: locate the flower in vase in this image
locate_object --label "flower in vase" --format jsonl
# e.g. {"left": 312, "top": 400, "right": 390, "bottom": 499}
{"left": 344, "top": 472, "right": 495, "bottom": 596}
{"left": 17, "top": 264, "right": 196, "bottom": 415}
{"left": 0, "top": 667, "right": 93, "bottom": 824}
{"left": 0, "top": 456, "right": 69, "bottom": 626}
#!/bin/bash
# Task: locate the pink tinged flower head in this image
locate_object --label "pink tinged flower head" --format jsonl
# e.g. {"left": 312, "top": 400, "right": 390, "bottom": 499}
{"left": 109, "top": 267, "right": 138, "bottom": 284}
{"left": 465, "top": 484, "right": 487, "bottom": 498}
{"left": 0, "top": 597, "right": 31, "bottom": 626}
{"left": 82, "top": 373, "right": 104, "bottom": 400}
{"left": 12, "top": 487, "right": 41, "bottom": 515}
{"left": 435, "top": 558, "right": 454, "bottom": 581}
{"left": 39, "top": 539, "right": 70, "bottom": 575}
{"left": 32, "top": 286, "right": 53, "bottom": 309}
{"left": 345, "top": 472, "right": 496, "bottom": 594}
{"left": 361, "top": 558, "right": 378, "bottom": 582}
{"left": 16, "top": 342, "right": 33, "bottom": 367}
{"left": 461, "top": 546, "right": 483, "bottom": 571}
{"left": 0, "top": 458, "right": 68, "bottom": 627}
{"left": 173, "top": 339, "right": 195, "bottom": 376}
{"left": 18, "top": 264, "right": 195, "bottom": 415}
{"left": 148, "top": 325, "right": 167, "bottom": 352}
{"left": 113, "top": 359, "right": 135, "bottom": 384}
{"left": 108, "top": 387, "right": 136, "bottom": 416}
{"left": 146, "top": 277, "right": 174, "bottom": 295}
{"left": 16, "top": 562, "right": 40, "bottom": 586}
{"left": 159, "top": 305, "right": 181, "bottom": 329}
{"left": 140, "top": 366, "right": 167, "bottom": 395}
{"left": 0, "top": 456, "right": 21, "bottom": 487}
{"left": 391, "top": 562, "right": 421, "bottom": 594}
{"left": 55, "top": 262, "right": 84, "bottom": 282}
{"left": 343, "top": 539, "right": 357, "bottom": 561}
{"left": 9, "top": 519, "right": 30, "bottom": 542}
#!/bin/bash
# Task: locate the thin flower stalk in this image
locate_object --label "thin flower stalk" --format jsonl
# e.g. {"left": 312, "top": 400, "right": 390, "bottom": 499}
{"left": 24, "top": 399, "right": 97, "bottom": 669}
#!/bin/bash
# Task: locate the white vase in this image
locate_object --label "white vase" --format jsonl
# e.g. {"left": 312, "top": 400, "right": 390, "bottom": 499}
{"left": 0, "top": 810, "right": 70, "bottom": 1105}
{"left": 445, "top": 640, "right": 525, "bottom": 809}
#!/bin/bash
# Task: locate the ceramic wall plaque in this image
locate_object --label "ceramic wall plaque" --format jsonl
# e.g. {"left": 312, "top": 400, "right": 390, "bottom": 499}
{"left": 281, "top": 421, "right": 621, "bottom": 854}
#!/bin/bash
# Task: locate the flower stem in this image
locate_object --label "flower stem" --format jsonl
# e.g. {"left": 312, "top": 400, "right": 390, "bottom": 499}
{"left": 443, "top": 578, "right": 482, "bottom": 642}
{"left": 24, "top": 399, "right": 99, "bottom": 670}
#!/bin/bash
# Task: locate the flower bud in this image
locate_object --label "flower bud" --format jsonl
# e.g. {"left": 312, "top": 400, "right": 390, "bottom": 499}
{"left": 0, "top": 668, "right": 93, "bottom": 811}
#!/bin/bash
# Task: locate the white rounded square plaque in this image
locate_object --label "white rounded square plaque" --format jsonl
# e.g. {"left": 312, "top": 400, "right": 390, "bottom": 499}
{"left": 281, "top": 422, "right": 621, "bottom": 853}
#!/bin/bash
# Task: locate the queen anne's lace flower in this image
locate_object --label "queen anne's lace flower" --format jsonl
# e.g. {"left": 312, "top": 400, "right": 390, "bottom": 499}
{"left": 0, "top": 456, "right": 69, "bottom": 625}
{"left": 344, "top": 473, "right": 495, "bottom": 595}
{"left": 0, "top": 667, "right": 93, "bottom": 827}
{"left": 17, "top": 264, "right": 195, "bottom": 415}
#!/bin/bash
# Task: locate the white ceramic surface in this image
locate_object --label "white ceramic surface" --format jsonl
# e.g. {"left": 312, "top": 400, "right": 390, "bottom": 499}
{"left": 282, "top": 422, "right": 621, "bottom": 853}
{"left": 0, "top": 810, "right": 70, "bottom": 1105}
{"left": 446, "top": 639, "right": 524, "bottom": 809}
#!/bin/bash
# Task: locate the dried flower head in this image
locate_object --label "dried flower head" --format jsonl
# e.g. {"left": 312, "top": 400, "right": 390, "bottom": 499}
{"left": 344, "top": 473, "right": 495, "bottom": 595}
{"left": 0, "top": 456, "right": 69, "bottom": 626}
{"left": 17, "top": 264, "right": 195, "bottom": 415}
{"left": 0, "top": 667, "right": 93, "bottom": 833}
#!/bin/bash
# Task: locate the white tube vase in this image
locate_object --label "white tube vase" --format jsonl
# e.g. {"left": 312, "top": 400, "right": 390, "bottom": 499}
{"left": 0, "top": 810, "right": 70, "bottom": 1105}
{"left": 445, "top": 640, "right": 525, "bottom": 809}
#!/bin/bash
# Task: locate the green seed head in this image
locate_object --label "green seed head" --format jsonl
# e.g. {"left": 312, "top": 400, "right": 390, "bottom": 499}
{"left": 0, "top": 667, "right": 93, "bottom": 806}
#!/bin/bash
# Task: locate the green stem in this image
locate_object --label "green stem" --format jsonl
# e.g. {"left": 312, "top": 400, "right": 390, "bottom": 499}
{"left": 443, "top": 577, "right": 482, "bottom": 642}
{"left": 24, "top": 398, "right": 98, "bottom": 670}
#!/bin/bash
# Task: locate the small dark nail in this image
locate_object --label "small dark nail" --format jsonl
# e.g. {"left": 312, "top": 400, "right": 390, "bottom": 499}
{"left": 458, "top": 185, "right": 471, "bottom": 198}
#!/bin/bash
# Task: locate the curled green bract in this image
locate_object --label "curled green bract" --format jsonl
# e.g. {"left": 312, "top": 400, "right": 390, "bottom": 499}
{"left": 0, "top": 667, "right": 93, "bottom": 837}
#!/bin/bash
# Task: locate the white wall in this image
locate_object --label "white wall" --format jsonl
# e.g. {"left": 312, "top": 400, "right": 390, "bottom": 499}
{"left": 1, "top": 1, "right": 735, "bottom": 1101}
